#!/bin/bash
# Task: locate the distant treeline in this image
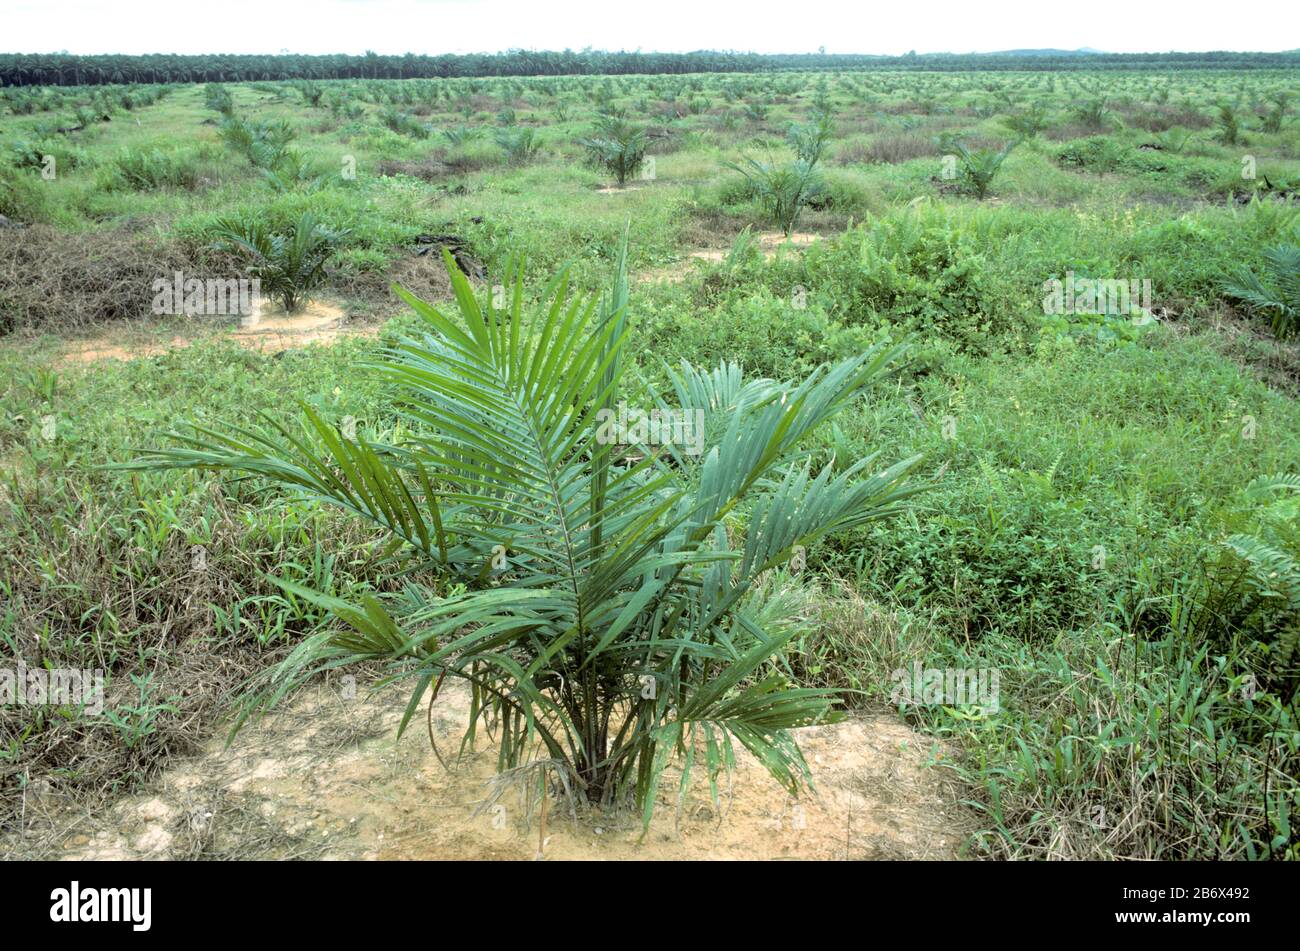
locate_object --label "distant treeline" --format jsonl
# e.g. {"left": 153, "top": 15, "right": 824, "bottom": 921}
{"left": 2, "top": 49, "right": 1298, "bottom": 86}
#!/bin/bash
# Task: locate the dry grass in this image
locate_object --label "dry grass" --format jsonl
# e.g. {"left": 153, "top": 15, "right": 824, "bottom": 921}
{"left": 837, "top": 133, "right": 938, "bottom": 165}
{"left": 1124, "top": 105, "right": 1213, "bottom": 132}
{"left": 334, "top": 250, "right": 456, "bottom": 317}
{"left": 375, "top": 156, "right": 449, "bottom": 182}
{"left": 0, "top": 225, "right": 216, "bottom": 334}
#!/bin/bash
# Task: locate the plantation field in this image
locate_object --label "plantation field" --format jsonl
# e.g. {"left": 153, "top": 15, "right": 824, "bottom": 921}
{"left": 1, "top": 67, "right": 1299, "bottom": 860}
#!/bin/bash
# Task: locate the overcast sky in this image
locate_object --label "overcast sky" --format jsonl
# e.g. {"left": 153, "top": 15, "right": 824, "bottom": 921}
{"left": 3, "top": 0, "right": 1297, "bottom": 56}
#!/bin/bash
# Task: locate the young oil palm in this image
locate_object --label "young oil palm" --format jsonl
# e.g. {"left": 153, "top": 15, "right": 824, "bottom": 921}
{"left": 1221, "top": 243, "right": 1300, "bottom": 339}
{"left": 208, "top": 212, "right": 347, "bottom": 313}
{"left": 129, "top": 244, "right": 921, "bottom": 822}
{"left": 724, "top": 154, "right": 823, "bottom": 236}
{"left": 580, "top": 114, "right": 647, "bottom": 186}
{"left": 495, "top": 126, "right": 543, "bottom": 165}
{"left": 940, "top": 135, "right": 1017, "bottom": 200}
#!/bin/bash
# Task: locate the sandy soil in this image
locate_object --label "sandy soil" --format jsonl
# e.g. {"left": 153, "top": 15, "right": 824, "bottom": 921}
{"left": 50, "top": 237, "right": 827, "bottom": 364}
{"left": 638, "top": 231, "right": 823, "bottom": 284}
{"left": 14, "top": 678, "right": 971, "bottom": 861}
{"left": 58, "top": 299, "right": 377, "bottom": 365}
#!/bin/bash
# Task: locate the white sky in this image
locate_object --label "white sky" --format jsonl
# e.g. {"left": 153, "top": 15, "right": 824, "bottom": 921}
{"left": 2, "top": 0, "right": 1297, "bottom": 56}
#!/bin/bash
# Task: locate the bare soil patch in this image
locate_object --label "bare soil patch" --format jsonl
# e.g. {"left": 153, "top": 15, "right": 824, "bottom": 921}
{"left": 57, "top": 299, "right": 377, "bottom": 365}
{"left": 638, "top": 231, "right": 823, "bottom": 284}
{"left": 595, "top": 183, "right": 651, "bottom": 194}
{"left": 18, "top": 680, "right": 971, "bottom": 861}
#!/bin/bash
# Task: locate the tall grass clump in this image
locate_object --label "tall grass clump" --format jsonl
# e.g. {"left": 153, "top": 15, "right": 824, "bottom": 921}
{"left": 102, "top": 148, "right": 202, "bottom": 191}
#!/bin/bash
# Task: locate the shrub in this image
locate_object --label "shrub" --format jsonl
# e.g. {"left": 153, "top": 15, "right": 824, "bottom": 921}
{"left": 840, "top": 132, "right": 936, "bottom": 165}
{"left": 639, "top": 287, "right": 876, "bottom": 380}
{"left": 801, "top": 213, "right": 1020, "bottom": 352}
{"left": 1056, "top": 136, "right": 1131, "bottom": 174}
{"left": 0, "top": 162, "right": 50, "bottom": 222}
{"left": 1167, "top": 475, "right": 1300, "bottom": 695}
{"left": 8, "top": 137, "right": 83, "bottom": 174}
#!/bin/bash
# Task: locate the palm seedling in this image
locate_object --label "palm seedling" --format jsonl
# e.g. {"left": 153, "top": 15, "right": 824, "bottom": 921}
{"left": 204, "top": 83, "right": 234, "bottom": 116}
{"left": 1261, "top": 93, "right": 1290, "bottom": 135}
{"left": 1154, "top": 127, "right": 1195, "bottom": 154}
{"left": 494, "top": 127, "right": 543, "bottom": 165}
{"left": 940, "top": 135, "right": 1017, "bottom": 200}
{"left": 259, "top": 149, "right": 326, "bottom": 193}
{"left": 1001, "top": 104, "right": 1050, "bottom": 139}
{"left": 1216, "top": 103, "right": 1242, "bottom": 145}
{"left": 298, "top": 80, "right": 324, "bottom": 107}
{"left": 1221, "top": 243, "right": 1300, "bottom": 339}
{"left": 128, "top": 244, "right": 922, "bottom": 822}
{"left": 581, "top": 114, "right": 647, "bottom": 186}
{"left": 380, "top": 108, "right": 430, "bottom": 139}
{"left": 219, "top": 115, "right": 296, "bottom": 170}
{"left": 1071, "top": 97, "right": 1110, "bottom": 131}
{"left": 106, "top": 148, "right": 200, "bottom": 191}
{"left": 208, "top": 212, "right": 348, "bottom": 313}
{"left": 724, "top": 118, "right": 831, "bottom": 237}
{"left": 786, "top": 112, "right": 834, "bottom": 165}
{"left": 441, "top": 125, "right": 483, "bottom": 147}
{"left": 724, "top": 153, "right": 823, "bottom": 236}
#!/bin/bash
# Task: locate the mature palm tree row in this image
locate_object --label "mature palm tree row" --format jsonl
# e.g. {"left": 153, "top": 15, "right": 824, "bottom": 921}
{"left": 2, "top": 49, "right": 1297, "bottom": 87}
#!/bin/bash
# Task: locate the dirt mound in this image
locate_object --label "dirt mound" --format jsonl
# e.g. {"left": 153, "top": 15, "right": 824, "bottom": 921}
{"left": 19, "top": 680, "right": 971, "bottom": 861}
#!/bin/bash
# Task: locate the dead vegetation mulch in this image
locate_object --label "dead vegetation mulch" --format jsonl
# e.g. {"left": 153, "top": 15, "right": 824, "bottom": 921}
{"left": 0, "top": 224, "right": 226, "bottom": 335}
{"left": 1205, "top": 307, "right": 1300, "bottom": 395}
{"left": 0, "top": 220, "right": 467, "bottom": 334}
{"left": 334, "top": 256, "right": 453, "bottom": 319}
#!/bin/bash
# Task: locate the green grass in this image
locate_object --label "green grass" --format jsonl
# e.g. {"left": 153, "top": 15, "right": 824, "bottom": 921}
{"left": 2, "top": 67, "right": 1299, "bottom": 859}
